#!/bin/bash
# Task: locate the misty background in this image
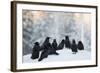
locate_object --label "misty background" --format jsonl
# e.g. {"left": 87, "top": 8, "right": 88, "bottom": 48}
{"left": 22, "top": 10, "right": 91, "bottom": 56}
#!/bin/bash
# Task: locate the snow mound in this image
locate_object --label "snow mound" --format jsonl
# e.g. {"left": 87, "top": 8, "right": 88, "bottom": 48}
{"left": 23, "top": 48, "right": 91, "bottom": 63}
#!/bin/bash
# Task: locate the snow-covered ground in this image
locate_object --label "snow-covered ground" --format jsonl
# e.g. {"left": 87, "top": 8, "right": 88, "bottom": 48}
{"left": 23, "top": 48, "right": 91, "bottom": 63}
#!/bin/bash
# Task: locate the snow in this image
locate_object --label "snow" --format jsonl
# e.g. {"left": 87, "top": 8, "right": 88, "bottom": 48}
{"left": 23, "top": 48, "right": 91, "bottom": 63}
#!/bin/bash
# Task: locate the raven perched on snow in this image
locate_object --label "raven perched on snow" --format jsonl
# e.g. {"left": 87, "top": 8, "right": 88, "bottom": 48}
{"left": 38, "top": 37, "right": 59, "bottom": 61}
{"left": 71, "top": 39, "right": 78, "bottom": 54}
{"left": 65, "top": 36, "right": 71, "bottom": 49}
{"left": 40, "top": 37, "right": 50, "bottom": 51}
{"left": 31, "top": 42, "right": 40, "bottom": 60}
{"left": 77, "top": 41, "right": 84, "bottom": 50}
{"left": 52, "top": 39, "right": 58, "bottom": 50}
